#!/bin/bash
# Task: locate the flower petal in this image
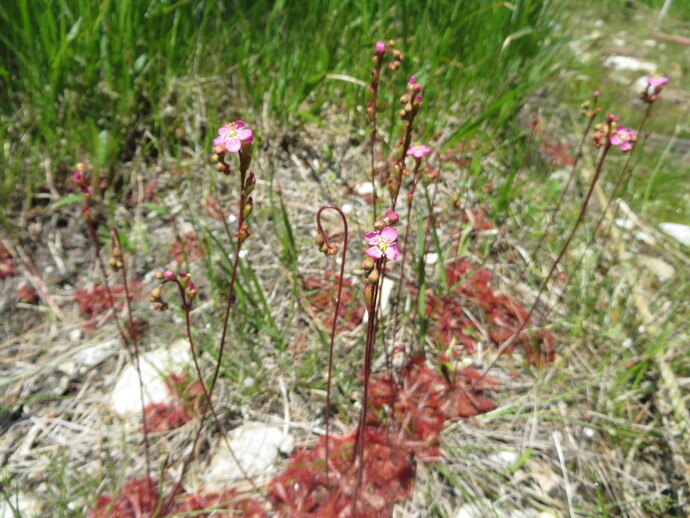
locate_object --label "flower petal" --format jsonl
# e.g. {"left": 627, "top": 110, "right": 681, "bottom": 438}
{"left": 380, "top": 226, "right": 398, "bottom": 242}
{"left": 364, "top": 231, "right": 381, "bottom": 245}
{"left": 365, "top": 246, "right": 383, "bottom": 259}
{"left": 385, "top": 245, "right": 400, "bottom": 261}
{"left": 226, "top": 139, "right": 241, "bottom": 152}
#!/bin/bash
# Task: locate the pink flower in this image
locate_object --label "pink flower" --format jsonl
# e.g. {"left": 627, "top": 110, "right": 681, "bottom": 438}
{"left": 364, "top": 226, "right": 400, "bottom": 261}
{"left": 213, "top": 121, "right": 253, "bottom": 153}
{"left": 647, "top": 74, "right": 669, "bottom": 88}
{"left": 374, "top": 41, "right": 386, "bottom": 55}
{"left": 407, "top": 144, "right": 431, "bottom": 160}
{"left": 610, "top": 126, "right": 636, "bottom": 152}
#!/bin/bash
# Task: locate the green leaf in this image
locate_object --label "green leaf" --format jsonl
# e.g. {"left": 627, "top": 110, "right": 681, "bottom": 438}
{"left": 51, "top": 194, "right": 85, "bottom": 209}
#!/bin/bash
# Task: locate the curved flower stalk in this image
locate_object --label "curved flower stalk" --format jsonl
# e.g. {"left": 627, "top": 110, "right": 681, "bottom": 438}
{"left": 314, "top": 205, "right": 349, "bottom": 481}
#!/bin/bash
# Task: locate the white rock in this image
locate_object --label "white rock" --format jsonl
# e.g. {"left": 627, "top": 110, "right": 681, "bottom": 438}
{"left": 0, "top": 493, "right": 40, "bottom": 517}
{"left": 74, "top": 338, "right": 119, "bottom": 367}
{"left": 341, "top": 203, "right": 353, "bottom": 214}
{"left": 425, "top": 252, "right": 439, "bottom": 265}
{"left": 204, "top": 422, "right": 293, "bottom": 488}
{"left": 455, "top": 499, "right": 503, "bottom": 518}
{"left": 378, "top": 276, "right": 397, "bottom": 312}
{"left": 110, "top": 340, "right": 191, "bottom": 418}
{"left": 615, "top": 217, "right": 635, "bottom": 230}
{"left": 643, "top": 39, "right": 657, "bottom": 47}
{"left": 354, "top": 182, "right": 375, "bottom": 195}
{"left": 489, "top": 450, "right": 518, "bottom": 468}
{"left": 660, "top": 222, "right": 690, "bottom": 246}
{"left": 602, "top": 56, "right": 656, "bottom": 74}
{"left": 638, "top": 255, "right": 675, "bottom": 282}
{"left": 69, "top": 328, "right": 84, "bottom": 343}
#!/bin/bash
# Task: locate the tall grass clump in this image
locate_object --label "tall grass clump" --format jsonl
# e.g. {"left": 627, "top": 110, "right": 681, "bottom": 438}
{"left": 0, "top": 0, "right": 561, "bottom": 208}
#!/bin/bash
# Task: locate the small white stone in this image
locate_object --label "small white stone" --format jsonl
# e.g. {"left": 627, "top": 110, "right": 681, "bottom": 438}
{"left": 583, "top": 426, "right": 596, "bottom": 439}
{"left": 594, "top": 19, "right": 604, "bottom": 27}
{"left": 204, "top": 422, "right": 291, "bottom": 488}
{"left": 489, "top": 450, "right": 518, "bottom": 468}
{"left": 0, "top": 493, "right": 40, "bottom": 517}
{"left": 243, "top": 377, "right": 255, "bottom": 388}
{"left": 341, "top": 203, "right": 353, "bottom": 214}
{"left": 455, "top": 499, "right": 507, "bottom": 518}
{"left": 638, "top": 255, "right": 675, "bottom": 282}
{"left": 238, "top": 249, "right": 248, "bottom": 259}
{"left": 227, "top": 213, "right": 237, "bottom": 224}
{"left": 622, "top": 338, "right": 633, "bottom": 349}
{"left": 660, "top": 222, "right": 690, "bottom": 246}
{"left": 643, "top": 39, "right": 657, "bottom": 47}
{"left": 69, "top": 328, "right": 84, "bottom": 343}
{"left": 602, "top": 56, "right": 657, "bottom": 74}
{"left": 614, "top": 217, "right": 635, "bottom": 230}
{"left": 377, "top": 277, "right": 397, "bottom": 312}
{"left": 110, "top": 340, "right": 191, "bottom": 418}
{"left": 74, "top": 338, "right": 119, "bottom": 367}
{"left": 354, "top": 182, "right": 375, "bottom": 195}
{"left": 425, "top": 253, "right": 439, "bottom": 265}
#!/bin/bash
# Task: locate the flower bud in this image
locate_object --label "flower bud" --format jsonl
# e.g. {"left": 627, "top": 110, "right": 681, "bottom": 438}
{"left": 245, "top": 172, "right": 256, "bottom": 194}
{"left": 150, "top": 287, "right": 161, "bottom": 300}
{"left": 243, "top": 198, "right": 253, "bottom": 219}
{"left": 214, "top": 145, "right": 226, "bottom": 155}
{"left": 315, "top": 234, "right": 325, "bottom": 246}
{"left": 363, "top": 283, "right": 373, "bottom": 307}
{"left": 240, "top": 142, "right": 253, "bottom": 171}
{"left": 367, "top": 269, "right": 380, "bottom": 284}
{"left": 373, "top": 218, "right": 385, "bottom": 231}
{"left": 216, "top": 163, "right": 226, "bottom": 173}
{"left": 154, "top": 271, "right": 165, "bottom": 280}
{"left": 362, "top": 257, "right": 375, "bottom": 271}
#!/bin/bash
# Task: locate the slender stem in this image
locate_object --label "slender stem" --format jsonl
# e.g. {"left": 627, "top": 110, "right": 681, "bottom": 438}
{"left": 161, "top": 148, "right": 254, "bottom": 515}
{"left": 110, "top": 228, "right": 153, "bottom": 495}
{"left": 481, "top": 141, "right": 613, "bottom": 378}
{"left": 315, "top": 205, "right": 349, "bottom": 481}
{"left": 546, "top": 103, "right": 653, "bottom": 319}
{"left": 534, "top": 108, "right": 598, "bottom": 257}
{"left": 352, "top": 258, "right": 383, "bottom": 516}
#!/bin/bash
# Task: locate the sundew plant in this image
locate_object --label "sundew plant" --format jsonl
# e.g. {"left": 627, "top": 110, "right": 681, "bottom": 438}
{"left": 1, "top": 2, "right": 689, "bottom": 518}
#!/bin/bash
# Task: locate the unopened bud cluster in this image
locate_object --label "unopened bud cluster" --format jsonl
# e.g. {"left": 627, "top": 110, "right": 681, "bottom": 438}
{"left": 150, "top": 270, "right": 199, "bottom": 311}
{"left": 581, "top": 91, "right": 600, "bottom": 118}
{"left": 366, "top": 40, "right": 403, "bottom": 123}
{"left": 399, "top": 76, "right": 422, "bottom": 121}
{"left": 314, "top": 233, "right": 338, "bottom": 256}
{"left": 108, "top": 247, "right": 124, "bottom": 272}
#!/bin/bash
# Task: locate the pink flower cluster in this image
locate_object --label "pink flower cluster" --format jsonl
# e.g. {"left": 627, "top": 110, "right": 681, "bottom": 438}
{"left": 364, "top": 226, "right": 399, "bottom": 261}
{"left": 213, "top": 121, "right": 253, "bottom": 153}
{"left": 610, "top": 126, "right": 636, "bottom": 152}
